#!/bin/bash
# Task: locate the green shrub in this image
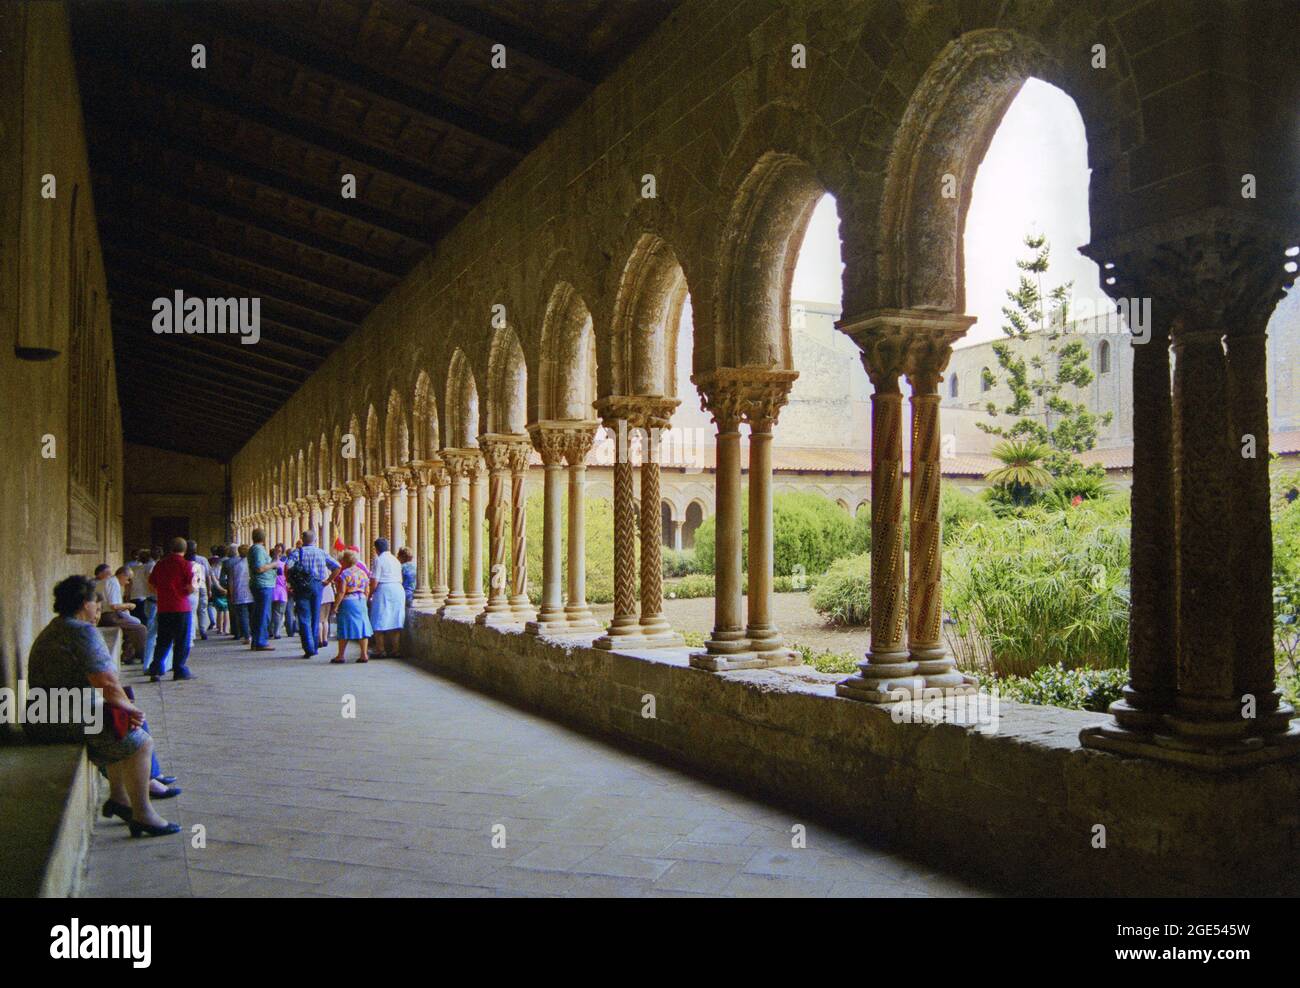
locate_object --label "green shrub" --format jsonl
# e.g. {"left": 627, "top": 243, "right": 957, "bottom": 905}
{"left": 810, "top": 553, "right": 871, "bottom": 626}
{"left": 694, "top": 490, "right": 856, "bottom": 579}
{"left": 847, "top": 483, "right": 994, "bottom": 555}
{"left": 792, "top": 643, "right": 860, "bottom": 675}
{"left": 514, "top": 491, "right": 618, "bottom": 605}
{"left": 664, "top": 573, "right": 715, "bottom": 600}
{"left": 662, "top": 548, "right": 697, "bottom": 578}
{"left": 944, "top": 502, "right": 1130, "bottom": 677}
{"left": 976, "top": 664, "right": 1127, "bottom": 712}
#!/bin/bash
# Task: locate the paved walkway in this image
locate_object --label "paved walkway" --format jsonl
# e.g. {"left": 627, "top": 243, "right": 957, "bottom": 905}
{"left": 82, "top": 628, "right": 991, "bottom": 897}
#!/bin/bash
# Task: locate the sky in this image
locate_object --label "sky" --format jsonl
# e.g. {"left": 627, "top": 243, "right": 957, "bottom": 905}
{"left": 790, "top": 78, "right": 1101, "bottom": 348}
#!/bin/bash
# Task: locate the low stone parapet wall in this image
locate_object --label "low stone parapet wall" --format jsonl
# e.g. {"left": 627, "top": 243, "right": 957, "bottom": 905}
{"left": 404, "top": 611, "right": 1300, "bottom": 896}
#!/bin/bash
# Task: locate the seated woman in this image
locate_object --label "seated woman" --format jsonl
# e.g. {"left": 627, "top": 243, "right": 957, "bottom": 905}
{"left": 329, "top": 550, "right": 372, "bottom": 664}
{"left": 26, "top": 576, "right": 181, "bottom": 838}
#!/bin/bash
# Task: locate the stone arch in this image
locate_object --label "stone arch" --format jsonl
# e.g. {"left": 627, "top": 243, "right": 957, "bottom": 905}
{"left": 537, "top": 281, "right": 598, "bottom": 421}
{"left": 609, "top": 234, "right": 688, "bottom": 397}
{"left": 317, "top": 433, "right": 329, "bottom": 490}
{"left": 385, "top": 390, "right": 410, "bottom": 466}
{"left": 486, "top": 325, "right": 528, "bottom": 434}
{"left": 412, "top": 370, "right": 441, "bottom": 460}
{"left": 682, "top": 499, "right": 706, "bottom": 550}
{"left": 715, "top": 150, "right": 825, "bottom": 369}
{"left": 445, "top": 349, "right": 480, "bottom": 448}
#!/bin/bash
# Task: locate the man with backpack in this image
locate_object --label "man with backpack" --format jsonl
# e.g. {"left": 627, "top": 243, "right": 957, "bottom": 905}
{"left": 286, "top": 531, "right": 339, "bottom": 659}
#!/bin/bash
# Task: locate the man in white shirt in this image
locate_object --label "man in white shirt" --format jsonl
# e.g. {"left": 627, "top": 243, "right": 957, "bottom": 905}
{"left": 93, "top": 563, "right": 148, "bottom": 663}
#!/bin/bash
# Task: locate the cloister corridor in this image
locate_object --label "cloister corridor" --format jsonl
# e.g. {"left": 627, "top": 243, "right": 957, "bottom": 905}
{"left": 81, "top": 633, "right": 989, "bottom": 898}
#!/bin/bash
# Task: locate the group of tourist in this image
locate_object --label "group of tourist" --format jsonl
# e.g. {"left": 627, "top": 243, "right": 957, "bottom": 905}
{"left": 22, "top": 533, "right": 420, "bottom": 838}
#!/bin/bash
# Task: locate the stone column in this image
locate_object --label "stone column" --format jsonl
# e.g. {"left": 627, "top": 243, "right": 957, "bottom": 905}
{"left": 562, "top": 423, "right": 601, "bottom": 632}
{"left": 525, "top": 423, "right": 571, "bottom": 635}
{"left": 406, "top": 473, "right": 419, "bottom": 557}
{"left": 410, "top": 464, "right": 435, "bottom": 608}
{"left": 464, "top": 451, "right": 487, "bottom": 613}
{"left": 635, "top": 397, "right": 683, "bottom": 647}
{"left": 593, "top": 407, "right": 642, "bottom": 649}
{"left": 386, "top": 468, "right": 408, "bottom": 550}
{"left": 320, "top": 492, "right": 335, "bottom": 551}
{"left": 671, "top": 521, "right": 683, "bottom": 551}
{"left": 741, "top": 373, "right": 797, "bottom": 663}
{"left": 431, "top": 465, "right": 449, "bottom": 607}
{"left": 506, "top": 440, "right": 536, "bottom": 624}
{"left": 437, "top": 451, "right": 474, "bottom": 619}
{"left": 836, "top": 311, "right": 974, "bottom": 701}
{"left": 347, "top": 481, "right": 366, "bottom": 551}
{"left": 1080, "top": 216, "right": 1300, "bottom": 769}
{"left": 690, "top": 371, "right": 752, "bottom": 670}
{"left": 477, "top": 436, "right": 517, "bottom": 626}
{"left": 298, "top": 500, "right": 311, "bottom": 542}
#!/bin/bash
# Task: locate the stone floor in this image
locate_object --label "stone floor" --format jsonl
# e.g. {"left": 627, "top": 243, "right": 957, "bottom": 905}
{"left": 82, "top": 627, "right": 993, "bottom": 897}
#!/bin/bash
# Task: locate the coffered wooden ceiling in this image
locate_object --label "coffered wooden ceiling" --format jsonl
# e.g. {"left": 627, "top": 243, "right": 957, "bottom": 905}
{"left": 71, "top": 0, "right": 680, "bottom": 459}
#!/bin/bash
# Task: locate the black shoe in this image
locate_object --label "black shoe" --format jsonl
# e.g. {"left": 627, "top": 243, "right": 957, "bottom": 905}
{"left": 102, "top": 799, "right": 132, "bottom": 823}
{"left": 149, "top": 675, "right": 160, "bottom": 683}
{"left": 172, "top": 672, "right": 195, "bottom": 681}
{"left": 200, "top": 633, "right": 208, "bottom": 640}
{"left": 129, "top": 820, "right": 181, "bottom": 838}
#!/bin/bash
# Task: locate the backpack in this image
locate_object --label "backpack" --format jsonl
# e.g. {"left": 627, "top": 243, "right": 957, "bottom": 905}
{"left": 286, "top": 553, "right": 316, "bottom": 596}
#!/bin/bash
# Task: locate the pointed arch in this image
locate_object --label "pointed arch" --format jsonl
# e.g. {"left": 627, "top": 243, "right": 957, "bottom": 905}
{"left": 538, "top": 281, "right": 598, "bottom": 420}
{"left": 486, "top": 326, "right": 528, "bottom": 434}
{"left": 610, "top": 234, "right": 688, "bottom": 396}
{"left": 385, "top": 390, "right": 410, "bottom": 466}
{"left": 412, "top": 370, "right": 441, "bottom": 460}
{"left": 445, "top": 349, "right": 480, "bottom": 448}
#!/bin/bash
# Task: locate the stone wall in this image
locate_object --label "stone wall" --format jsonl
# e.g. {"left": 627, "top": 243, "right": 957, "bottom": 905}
{"left": 405, "top": 612, "right": 1300, "bottom": 896}
{"left": 123, "top": 443, "right": 230, "bottom": 554}
{"left": 0, "top": 2, "right": 123, "bottom": 707}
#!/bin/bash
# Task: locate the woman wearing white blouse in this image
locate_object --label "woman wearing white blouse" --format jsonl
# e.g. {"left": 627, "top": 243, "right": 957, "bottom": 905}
{"left": 367, "top": 538, "right": 405, "bottom": 658}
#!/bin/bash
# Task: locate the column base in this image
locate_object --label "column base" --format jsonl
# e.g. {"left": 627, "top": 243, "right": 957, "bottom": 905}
{"left": 412, "top": 591, "right": 437, "bottom": 609}
{"left": 689, "top": 648, "right": 800, "bottom": 671}
{"left": 464, "top": 592, "right": 487, "bottom": 611}
{"left": 563, "top": 605, "right": 602, "bottom": 633}
{"left": 437, "top": 593, "right": 475, "bottom": 621}
{"left": 1080, "top": 692, "right": 1300, "bottom": 771}
{"left": 475, "top": 596, "right": 516, "bottom": 626}
{"left": 836, "top": 648, "right": 975, "bottom": 703}
{"left": 633, "top": 613, "right": 683, "bottom": 649}
{"left": 592, "top": 615, "right": 643, "bottom": 651}
{"left": 507, "top": 596, "right": 537, "bottom": 625}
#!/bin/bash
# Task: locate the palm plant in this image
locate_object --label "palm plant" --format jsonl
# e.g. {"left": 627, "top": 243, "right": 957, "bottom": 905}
{"left": 985, "top": 438, "right": 1053, "bottom": 506}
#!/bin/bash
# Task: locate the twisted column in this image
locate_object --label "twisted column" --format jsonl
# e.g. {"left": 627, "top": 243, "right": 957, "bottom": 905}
{"left": 593, "top": 407, "right": 641, "bottom": 649}
{"left": 636, "top": 398, "right": 683, "bottom": 647}
{"left": 836, "top": 311, "right": 974, "bottom": 701}
{"left": 507, "top": 440, "right": 535, "bottom": 623}
{"left": 562, "top": 423, "right": 601, "bottom": 632}
{"left": 477, "top": 437, "right": 517, "bottom": 626}
{"left": 525, "top": 424, "right": 572, "bottom": 635}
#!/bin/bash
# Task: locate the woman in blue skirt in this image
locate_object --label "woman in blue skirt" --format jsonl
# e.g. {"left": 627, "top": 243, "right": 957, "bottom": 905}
{"left": 367, "top": 537, "right": 407, "bottom": 658}
{"left": 329, "top": 550, "right": 372, "bottom": 664}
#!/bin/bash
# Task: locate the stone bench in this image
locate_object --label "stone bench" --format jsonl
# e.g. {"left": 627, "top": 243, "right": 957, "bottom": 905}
{"left": 0, "top": 626, "right": 119, "bottom": 897}
{"left": 404, "top": 612, "right": 1300, "bottom": 896}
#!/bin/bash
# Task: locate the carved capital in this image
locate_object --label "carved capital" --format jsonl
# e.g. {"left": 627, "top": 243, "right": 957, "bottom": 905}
{"left": 527, "top": 420, "right": 595, "bottom": 467}
{"left": 691, "top": 367, "right": 799, "bottom": 430}
{"left": 479, "top": 433, "right": 531, "bottom": 474}
{"left": 441, "top": 448, "right": 484, "bottom": 480}
{"left": 1083, "top": 209, "right": 1297, "bottom": 339}
{"left": 594, "top": 395, "right": 680, "bottom": 432}
{"left": 346, "top": 480, "right": 368, "bottom": 499}
{"left": 839, "top": 309, "right": 972, "bottom": 394}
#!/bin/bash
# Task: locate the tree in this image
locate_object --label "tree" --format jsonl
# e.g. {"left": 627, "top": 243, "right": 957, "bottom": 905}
{"left": 978, "top": 233, "right": 1111, "bottom": 482}
{"left": 985, "top": 438, "right": 1054, "bottom": 507}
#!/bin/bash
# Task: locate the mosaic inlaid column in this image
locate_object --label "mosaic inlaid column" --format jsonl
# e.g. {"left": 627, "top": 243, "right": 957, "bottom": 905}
{"left": 525, "top": 423, "right": 572, "bottom": 635}
{"left": 636, "top": 397, "right": 683, "bottom": 647}
{"left": 593, "top": 407, "right": 642, "bottom": 650}
{"left": 562, "top": 423, "right": 601, "bottom": 632}
{"left": 690, "top": 371, "right": 754, "bottom": 670}
{"left": 1081, "top": 220, "right": 1300, "bottom": 768}
{"left": 477, "top": 436, "right": 517, "bottom": 626}
{"left": 837, "top": 312, "right": 974, "bottom": 701}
